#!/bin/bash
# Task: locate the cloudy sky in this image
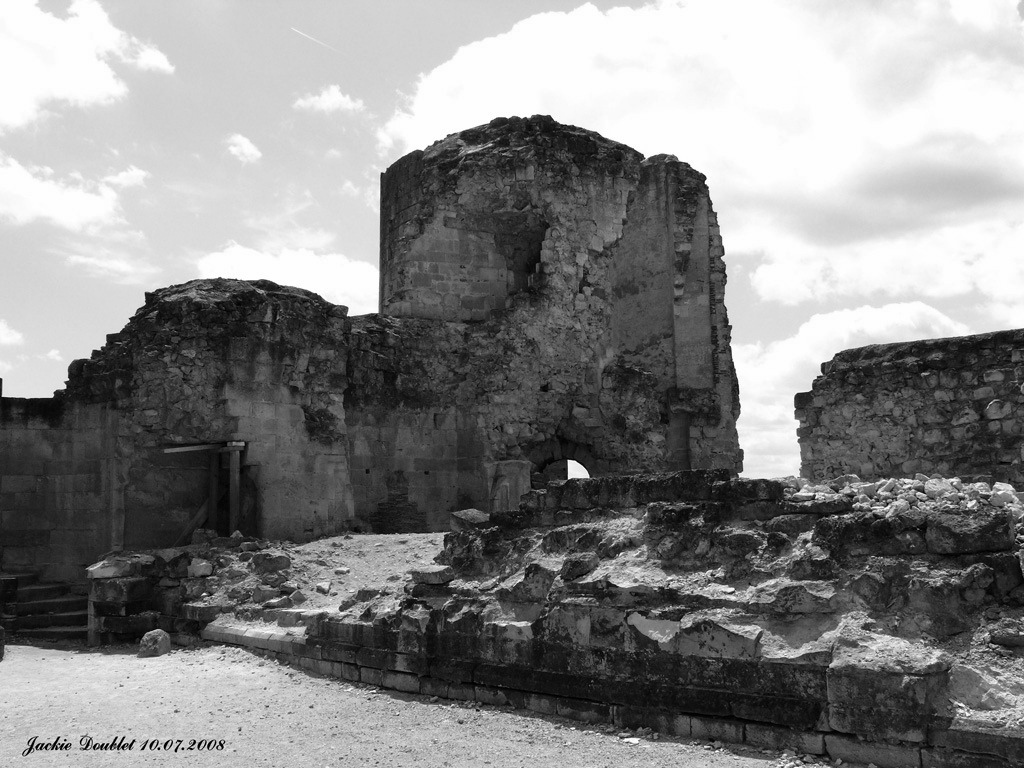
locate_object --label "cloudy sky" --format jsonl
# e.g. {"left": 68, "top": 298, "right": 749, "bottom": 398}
{"left": 2, "top": 0, "right": 1023, "bottom": 478}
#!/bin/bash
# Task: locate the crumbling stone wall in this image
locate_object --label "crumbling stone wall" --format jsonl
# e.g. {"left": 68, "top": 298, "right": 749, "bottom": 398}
{"left": 1, "top": 115, "right": 743, "bottom": 579}
{"left": 0, "top": 280, "right": 355, "bottom": 579}
{"left": 796, "top": 329, "right": 1024, "bottom": 482}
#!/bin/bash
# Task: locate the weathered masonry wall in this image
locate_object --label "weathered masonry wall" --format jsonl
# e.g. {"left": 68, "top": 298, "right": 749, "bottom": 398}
{"left": 379, "top": 116, "right": 743, "bottom": 478}
{"left": 0, "top": 281, "right": 356, "bottom": 579}
{"left": 608, "top": 155, "right": 738, "bottom": 470}
{"left": 0, "top": 395, "right": 121, "bottom": 583}
{"left": 796, "top": 329, "right": 1024, "bottom": 483}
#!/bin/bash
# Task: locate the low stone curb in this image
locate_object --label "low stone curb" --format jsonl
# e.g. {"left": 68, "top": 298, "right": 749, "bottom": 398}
{"left": 199, "top": 618, "right": 1023, "bottom": 768}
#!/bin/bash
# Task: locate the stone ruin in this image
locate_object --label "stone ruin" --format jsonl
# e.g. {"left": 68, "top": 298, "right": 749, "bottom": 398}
{"left": 5, "top": 116, "right": 1024, "bottom": 766}
{"left": 0, "top": 115, "right": 741, "bottom": 582}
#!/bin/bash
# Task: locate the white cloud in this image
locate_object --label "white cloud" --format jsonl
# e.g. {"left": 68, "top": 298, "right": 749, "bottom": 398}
{"left": 293, "top": 85, "right": 365, "bottom": 114}
{"left": 0, "top": 0, "right": 174, "bottom": 131}
{"left": 242, "top": 188, "right": 336, "bottom": 251}
{"left": 0, "top": 152, "right": 158, "bottom": 282}
{"left": 128, "top": 45, "right": 174, "bottom": 74}
{"left": 41, "top": 349, "right": 62, "bottom": 361}
{"left": 376, "top": 0, "right": 1024, "bottom": 317}
{"left": 55, "top": 224, "right": 159, "bottom": 284}
{"left": 65, "top": 253, "right": 159, "bottom": 284}
{"left": 0, "top": 319, "right": 25, "bottom": 346}
{"left": 196, "top": 243, "right": 379, "bottom": 314}
{"left": 0, "top": 152, "right": 120, "bottom": 230}
{"left": 226, "top": 134, "right": 262, "bottom": 164}
{"left": 734, "top": 303, "right": 970, "bottom": 478}
{"left": 340, "top": 177, "right": 380, "bottom": 211}
{"left": 103, "top": 165, "right": 149, "bottom": 188}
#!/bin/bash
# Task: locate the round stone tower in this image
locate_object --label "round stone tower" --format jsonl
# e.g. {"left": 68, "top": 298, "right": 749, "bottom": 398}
{"left": 378, "top": 115, "right": 743, "bottom": 476}
{"left": 379, "top": 115, "right": 643, "bottom": 322}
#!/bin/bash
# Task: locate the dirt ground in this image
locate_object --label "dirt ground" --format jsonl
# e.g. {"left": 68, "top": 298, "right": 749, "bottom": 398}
{"left": 1, "top": 642, "right": 802, "bottom": 768}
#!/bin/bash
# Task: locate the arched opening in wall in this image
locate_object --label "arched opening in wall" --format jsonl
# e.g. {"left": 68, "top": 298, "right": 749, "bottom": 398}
{"left": 528, "top": 439, "right": 600, "bottom": 489}
{"left": 566, "top": 459, "right": 590, "bottom": 479}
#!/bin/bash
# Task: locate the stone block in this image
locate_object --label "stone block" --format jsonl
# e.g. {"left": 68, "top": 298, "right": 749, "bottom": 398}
{"left": 473, "top": 685, "right": 509, "bottom": 706}
{"left": 923, "top": 748, "right": 1014, "bottom": 767}
{"left": 186, "top": 559, "right": 214, "bottom": 578}
{"left": 744, "top": 723, "right": 825, "bottom": 755}
{"left": 384, "top": 651, "right": 428, "bottom": 676}
{"left": 90, "top": 576, "right": 153, "bottom": 604}
{"left": 929, "top": 718, "right": 1024, "bottom": 764}
{"left": 408, "top": 565, "right": 454, "bottom": 584}
{"left": 339, "top": 663, "right": 361, "bottom": 682}
{"left": 450, "top": 508, "right": 491, "bottom": 532}
{"left": 180, "top": 603, "right": 223, "bottom": 623}
{"left": 359, "top": 666, "right": 383, "bottom": 686}
{"left": 524, "top": 692, "right": 559, "bottom": 716}
{"left": 825, "top": 734, "right": 922, "bottom": 768}
{"left": 688, "top": 714, "right": 744, "bottom": 744}
{"left": 729, "top": 693, "right": 823, "bottom": 730}
{"left": 430, "top": 659, "right": 476, "bottom": 683}
{"left": 926, "top": 510, "right": 1015, "bottom": 554}
{"left": 828, "top": 634, "right": 950, "bottom": 743}
{"left": 420, "top": 677, "right": 450, "bottom": 698}
{"left": 356, "top": 647, "right": 387, "bottom": 669}
{"left": 447, "top": 682, "right": 476, "bottom": 701}
{"left": 321, "top": 642, "right": 358, "bottom": 664}
{"left": 381, "top": 670, "right": 421, "bottom": 694}
{"left": 555, "top": 697, "right": 609, "bottom": 724}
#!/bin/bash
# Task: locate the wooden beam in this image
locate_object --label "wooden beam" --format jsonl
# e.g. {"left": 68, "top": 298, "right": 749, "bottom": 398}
{"left": 208, "top": 451, "right": 220, "bottom": 534}
{"left": 173, "top": 499, "right": 209, "bottom": 548}
{"left": 227, "top": 447, "right": 241, "bottom": 534}
{"left": 162, "top": 443, "right": 224, "bottom": 454}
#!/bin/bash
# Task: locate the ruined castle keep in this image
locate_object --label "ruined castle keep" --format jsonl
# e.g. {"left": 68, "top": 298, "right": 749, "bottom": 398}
{"left": 0, "top": 116, "right": 742, "bottom": 581}
{"left": 796, "top": 329, "right": 1024, "bottom": 483}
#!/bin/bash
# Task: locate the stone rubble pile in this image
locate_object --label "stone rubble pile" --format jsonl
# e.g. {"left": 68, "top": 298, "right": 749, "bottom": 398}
{"left": 86, "top": 530, "right": 318, "bottom": 644}
{"left": 787, "top": 473, "right": 1024, "bottom": 518}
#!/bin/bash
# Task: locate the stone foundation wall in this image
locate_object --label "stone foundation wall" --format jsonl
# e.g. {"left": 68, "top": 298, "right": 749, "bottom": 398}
{"left": 796, "top": 329, "right": 1024, "bottom": 483}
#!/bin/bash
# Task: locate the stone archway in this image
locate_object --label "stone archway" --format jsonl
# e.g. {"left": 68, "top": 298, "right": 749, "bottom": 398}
{"left": 527, "top": 438, "right": 603, "bottom": 490}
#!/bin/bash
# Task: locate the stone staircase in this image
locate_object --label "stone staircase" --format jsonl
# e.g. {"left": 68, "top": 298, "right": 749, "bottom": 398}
{"left": 0, "top": 572, "right": 89, "bottom": 642}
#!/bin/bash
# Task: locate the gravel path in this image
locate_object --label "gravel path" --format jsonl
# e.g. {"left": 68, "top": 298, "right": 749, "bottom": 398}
{"left": 1, "top": 641, "right": 783, "bottom": 768}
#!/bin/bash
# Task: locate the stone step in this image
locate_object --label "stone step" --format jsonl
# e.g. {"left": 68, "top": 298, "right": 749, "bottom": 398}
{"left": 13, "top": 595, "right": 88, "bottom": 616}
{"left": 1, "top": 616, "right": 16, "bottom": 632}
{"left": 0, "top": 572, "right": 39, "bottom": 589}
{"left": 16, "top": 610, "right": 89, "bottom": 629}
{"left": 16, "top": 583, "right": 70, "bottom": 602}
{"left": 15, "top": 625, "right": 88, "bottom": 641}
